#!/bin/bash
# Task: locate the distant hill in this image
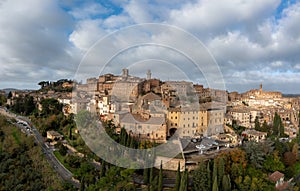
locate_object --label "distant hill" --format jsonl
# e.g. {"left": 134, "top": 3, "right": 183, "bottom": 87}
{"left": 1, "top": 88, "right": 18, "bottom": 94}
{"left": 283, "top": 94, "right": 300, "bottom": 97}
{"left": 1, "top": 88, "right": 36, "bottom": 94}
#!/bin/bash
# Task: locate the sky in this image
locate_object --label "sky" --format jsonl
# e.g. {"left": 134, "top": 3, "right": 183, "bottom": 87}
{"left": 0, "top": 0, "right": 300, "bottom": 93}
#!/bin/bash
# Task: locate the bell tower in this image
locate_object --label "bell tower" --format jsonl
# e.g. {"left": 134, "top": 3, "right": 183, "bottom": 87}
{"left": 260, "top": 83, "right": 263, "bottom": 94}
{"left": 146, "top": 70, "right": 151, "bottom": 80}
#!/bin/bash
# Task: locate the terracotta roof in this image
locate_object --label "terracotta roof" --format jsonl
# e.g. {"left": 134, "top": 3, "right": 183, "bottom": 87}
{"left": 269, "top": 171, "right": 284, "bottom": 182}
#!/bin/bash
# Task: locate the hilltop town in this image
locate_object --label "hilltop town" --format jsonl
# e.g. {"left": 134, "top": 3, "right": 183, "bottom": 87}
{"left": 2, "top": 69, "right": 300, "bottom": 190}
{"left": 3, "top": 69, "right": 300, "bottom": 149}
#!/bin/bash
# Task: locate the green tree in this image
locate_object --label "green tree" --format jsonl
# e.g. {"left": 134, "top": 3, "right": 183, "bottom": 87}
{"left": 58, "top": 142, "right": 68, "bottom": 156}
{"left": 243, "top": 141, "right": 265, "bottom": 168}
{"left": 38, "top": 81, "right": 49, "bottom": 89}
{"left": 174, "top": 162, "right": 181, "bottom": 191}
{"left": 143, "top": 168, "right": 149, "bottom": 184}
{"left": 261, "top": 120, "right": 269, "bottom": 133}
{"left": 0, "top": 95, "right": 6, "bottom": 106}
{"left": 273, "top": 112, "right": 285, "bottom": 137}
{"left": 158, "top": 162, "right": 163, "bottom": 191}
{"left": 217, "top": 157, "right": 225, "bottom": 187}
{"left": 100, "top": 159, "right": 106, "bottom": 178}
{"left": 150, "top": 176, "right": 158, "bottom": 191}
{"left": 41, "top": 98, "right": 62, "bottom": 116}
{"left": 179, "top": 169, "right": 188, "bottom": 191}
{"left": 80, "top": 176, "right": 85, "bottom": 191}
{"left": 222, "top": 175, "right": 231, "bottom": 191}
{"left": 213, "top": 158, "right": 218, "bottom": 186}
{"left": 263, "top": 151, "right": 285, "bottom": 172}
{"left": 143, "top": 168, "right": 149, "bottom": 185}
{"left": 192, "top": 160, "right": 208, "bottom": 191}
{"left": 212, "top": 176, "right": 218, "bottom": 191}
{"left": 254, "top": 117, "right": 260, "bottom": 131}
{"left": 149, "top": 167, "right": 153, "bottom": 186}
{"left": 7, "top": 91, "right": 12, "bottom": 98}
{"left": 207, "top": 161, "right": 212, "bottom": 190}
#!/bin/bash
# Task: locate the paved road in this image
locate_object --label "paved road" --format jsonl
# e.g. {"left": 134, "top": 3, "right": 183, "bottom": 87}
{"left": 0, "top": 108, "right": 80, "bottom": 188}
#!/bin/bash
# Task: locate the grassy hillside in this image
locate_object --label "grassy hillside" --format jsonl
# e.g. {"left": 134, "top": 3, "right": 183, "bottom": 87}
{"left": 0, "top": 115, "right": 64, "bottom": 191}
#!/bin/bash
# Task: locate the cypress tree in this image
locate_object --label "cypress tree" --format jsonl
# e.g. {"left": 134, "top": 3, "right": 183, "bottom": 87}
{"left": 174, "top": 162, "right": 181, "bottom": 191}
{"left": 69, "top": 126, "right": 72, "bottom": 140}
{"left": 273, "top": 112, "right": 280, "bottom": 136}
{"left": 212, "top": 158, "right": 218, "bottom": 187}
{"left": 80, "top": 176, "right": 85, "bottom": 191}
{"left": 179, "top": 169, "right": 187, "bottom": 191}
{"left": 222, "top": 174, "right": 231, "bottom": 191}
{"left": 150, "top": 176, "right": 158, "bottom": 191}
{"left": 254, "top": 117, "right": 260, "bottom": 131}
{"left": 143, "top": 168, "right": 149, "bottom": 185}
{"left": 149, "top": 167, "right": 153, "bottom": 185}
{"left": 126, "top": 134, "right": 131, "bottom": 147}
{"left": 217, "top": 158, "right": 225, "bottom": 187}
{"left": 158, "top": 161, "right": 163, "bottom": 191}
{"left": 100, "top": 159, "right": 106, "bottom": 178}
{"left": 207, "top": 161, "right": 212, "bottom": 190}
{"left": 212, "top": 176, "right": 219, "bottom": 191}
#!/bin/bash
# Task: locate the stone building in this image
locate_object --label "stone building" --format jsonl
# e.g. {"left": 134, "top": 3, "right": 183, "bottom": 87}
{"left": 119, "top": 112, "right": 167, "bottom": 143}
{"left": 229, "top": 108, "right": 251, "bottom": 128}
{"left": 242, "top": 84, "right": 282, "bottom": 99}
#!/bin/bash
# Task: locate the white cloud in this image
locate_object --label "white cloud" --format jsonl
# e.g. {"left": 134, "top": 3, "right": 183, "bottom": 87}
{"left": 69, "top": 19, "right": 107, "bottom": 52}
{"left": 0, "top": 0, "right": 77, "bottom": 88}
{"left": 169, "top": 0, "right": 281, "bottom": 37}
{"left": 69, "top": 2, "right": 111, "bottom": 19}
{"left": 1, "top": 0, "right": 300, "bottom": 93}
{"left": 103, "top": 14, "right": 132, "bottom": 29}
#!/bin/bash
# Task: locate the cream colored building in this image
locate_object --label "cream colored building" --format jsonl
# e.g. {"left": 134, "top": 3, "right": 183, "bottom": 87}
{"left": 207, "top": 108, "right": 225, "bottom": 136}
{"left": 229, "top": 108, "right": 251, "bottom": 128}
{"left": 119, "top": 113, "right": 167, "bottom": 143}
{"left": 166, "top": 106, "right": 223, "bottom": 137}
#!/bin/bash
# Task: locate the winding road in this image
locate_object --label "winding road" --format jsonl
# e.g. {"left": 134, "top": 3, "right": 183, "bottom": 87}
{"left": 0, "top": 107, "right": 80, "bottom": 188}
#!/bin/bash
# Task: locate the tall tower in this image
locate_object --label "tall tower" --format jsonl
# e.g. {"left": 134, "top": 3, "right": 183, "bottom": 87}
{"left": 122, "top": 68, "right": 129, "bottom": 77}
{"left": 146, "top": 70, "right": 151, "bottom": 80}
{"left": 260, "top": 83, "right": 263, "bottom": 94}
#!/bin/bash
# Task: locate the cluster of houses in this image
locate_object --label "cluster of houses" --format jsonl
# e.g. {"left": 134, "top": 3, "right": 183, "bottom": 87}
{"left": 5, "top": 69, "right": 300, "bottom": 146}
{"left": 3, "top": 70, "right": 300, "bottom": 189}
